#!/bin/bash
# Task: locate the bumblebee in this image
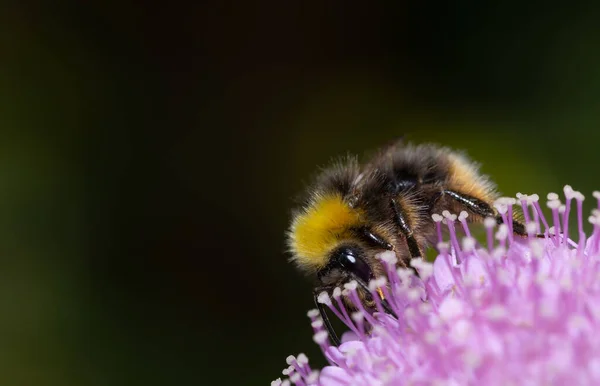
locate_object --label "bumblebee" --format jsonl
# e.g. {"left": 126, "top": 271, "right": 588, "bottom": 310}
{"left": 286, "top": 139, "right": 527, "bottom": 345}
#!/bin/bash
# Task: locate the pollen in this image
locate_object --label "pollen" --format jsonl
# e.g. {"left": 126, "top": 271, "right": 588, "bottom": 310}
{"left": 289, "top": 194, "right": 362, "bottom": 270}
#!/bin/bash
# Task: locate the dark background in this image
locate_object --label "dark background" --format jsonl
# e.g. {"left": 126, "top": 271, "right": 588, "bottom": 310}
{"left": 2, "top": 1, "right": 600, "bottom": 385}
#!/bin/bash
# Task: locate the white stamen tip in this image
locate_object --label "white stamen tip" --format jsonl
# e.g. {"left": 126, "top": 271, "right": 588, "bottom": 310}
{"left": 495, "top": 224, "right": 509, "bottom": 241}
{"left": 377, "top": 251, "right": 398, "bottom": 265}
{"left": 484, "top": 217, "right": 496, "bottom": 229}
{"left": 574, "top": 191, "right": 585, "bottom": 201}
{"left": 317, "top": 291, "right": 331, "bottom": 305}
{"left": 526, "top": 222, "right": 538, "bottom": 235}
{"left": 493, "top": 246, "right": 506, "bottom": 260}
{"left": 344, "top": 281, "right": 358, "bottom": 291}
{"left": 290, "top": 373, "right": 301, "bottom": 383}
{"left": 459, "top": 211, "right": 468, "bottom": 221}
{"left": 437, "top": 241, "right": 450, "bottom": 252}
{"left": 369, "top": 277, "right": 387, "bottom": 291}
{"left": 297, "top": 353, "right": 308, "bottom": 365}
{"left": 311, "top": 319, "right": 323, "bottom": 329}
{"left": 432, "top": 213, "right": 443, "bottom": 222}
{"left": 351, "top": 311, "right": 364, "bottom": 323}
{"left": 531, "top": 239, "right": 544, "bottom": 259}
{"left": 286, "top": 355, "right": 296, "bottom": 365}
{"left": 547, "top": 192, "right": 559, "bottom": 201}
{"left": 516, "top": 192, "right": 524, "bottom": 199}
{"left": 307, "top": 309, "right": 319, "bottom": 318}
{"left": 332, "top": 287, "right": 342, "bottom": 299}
{"left": 495, "top": 203, "right": 508, "bottom": 215}
{"left": 281, "top": 380, "right": 291, "bottom": 386}
{"left": 528, "top": 194, "right": 540, "bottom": 203}
{"left": 594, "top": 191, "right": 600, "bottom": 200}
{"left": 547, "top": 200, "right": 561, "bottom": 209}
{"left": 559, "top": 205, "right": 566, "bottom": 214}
{"left": 306, "top": 371, "right": 319, "bottom": 384}
{"left": 548, "top": 226, "right": 556, "bottom": 235}
{"left": 564, "top": 185, "right": 574, "bottom": 198}
{"left": 462, "top": 237, "right": 476, "bottom": 252}
{"left": 313, "top": 331, "right": 329, "bottom": 345}
{"left": 442, "top": 210, "right": 458, "bottom": 221}
{"left": 410, "top": 258, "right": 434, "bottom": 278}
{"left": 485, "top": 304, "right": 507, "bottom": 320}
{"left": 271, "top": 379, "right": 283, "bottom": 386}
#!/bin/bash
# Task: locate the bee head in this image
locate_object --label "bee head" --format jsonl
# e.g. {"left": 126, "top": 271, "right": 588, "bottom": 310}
{"left": 317, "top": 244, "right": 373, "bottom": 288}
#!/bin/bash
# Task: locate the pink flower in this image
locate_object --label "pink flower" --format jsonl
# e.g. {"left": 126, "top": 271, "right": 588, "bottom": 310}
{"left": 274, "top": 187, "right": 600, "bottom": 386}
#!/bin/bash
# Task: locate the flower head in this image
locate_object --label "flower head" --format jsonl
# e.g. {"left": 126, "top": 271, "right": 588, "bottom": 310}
{"left": 274, "top": 186, "right": 600, "bottom": 385}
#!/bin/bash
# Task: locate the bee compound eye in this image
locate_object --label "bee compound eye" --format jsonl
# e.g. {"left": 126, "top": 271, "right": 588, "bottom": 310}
{"left": 332, "top": 246, "right": 372, "bottom": 284}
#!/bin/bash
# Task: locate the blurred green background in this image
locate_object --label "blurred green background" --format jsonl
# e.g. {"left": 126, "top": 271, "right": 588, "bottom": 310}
{"left": 2, "top": 1, "right": 600, "bottom": 385}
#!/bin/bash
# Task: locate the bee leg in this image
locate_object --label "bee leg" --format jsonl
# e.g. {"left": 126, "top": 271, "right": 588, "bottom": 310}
{"left": 390, "top": 198, "right": 424, "bottom": 277}
{"left": 354, "top": 226, "right": 394, "bottom": 250}
{"left": 313, "top": 288, "right": 341, "bottom": 346}
{"left": 443, "top": 190, "right": 529, "bottom": 237}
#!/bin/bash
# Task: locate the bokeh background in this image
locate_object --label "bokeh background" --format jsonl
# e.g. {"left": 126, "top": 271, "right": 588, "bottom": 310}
{"left": 2, "top": 1, "right": 600, "bottom": 385}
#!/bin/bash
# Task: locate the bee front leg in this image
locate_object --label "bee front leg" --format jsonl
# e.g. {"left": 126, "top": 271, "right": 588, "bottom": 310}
{"left": 313, "top": 288, "right": 341, "bottom": 346}
{"left": 390, "top": 198, "right": 424, "bottom": 265}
